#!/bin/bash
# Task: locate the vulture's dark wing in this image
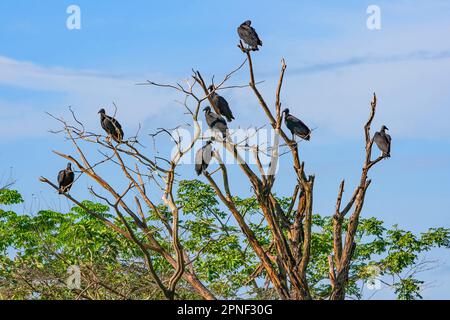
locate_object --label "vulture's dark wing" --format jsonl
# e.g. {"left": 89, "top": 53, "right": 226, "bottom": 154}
{"left": 374, "top": 132, "right": 389, "bottom": 156}
{"left": 57, "top": 170, "right": 65, "bottom": 187}
{"left": 215, "top": 123, "right": 228, "bottom": 138}
{"left": 386, "top": 133, "right": 392, "bottom": 154}
{"left": 251, "top": 26, "right": 263, "bottom": 46}
{"left": 213, "top": 95, "right": 234, "bottom": 122}
{"left": 286, "top": 114, "right": 311, "bottom": 140}
{"left": 100, "top": 117, "right": 109, "bottom": 132}
{"left": 195, "top": 148, "right": 204, "bottom": 175}
{"left": 202, "top": 143, "right": 213, "bottom": 171}
{"left": 237, "top": 25, "right": 249, "bottom": 43}
{"left": 238, "top": 25, "right": 262, "bottom": 48}
{"left": 212, "top": 117, "right": 228, "bottom": 138}
{"left": 101, "top": 117, "right": 113, "bottom": 134}
{"left": 206, "top": 111, "right": 228, "bottom": 138}
{"left": 206, "top": 112, "right": 227, "bottom": 128}
{"left": 58, "top": 169, "right": 75, "bottom": 194}
{"left": 110, "top": 116, "right": 122, "bottom": 131}
{"left": 65, "top": 171, "right": 75, "bottom": 192}
{"left": 195, "top": 143, "right": 213, "bottom": 175}
{"left": 103, "top": 116, "right": 124, "bottom": 142}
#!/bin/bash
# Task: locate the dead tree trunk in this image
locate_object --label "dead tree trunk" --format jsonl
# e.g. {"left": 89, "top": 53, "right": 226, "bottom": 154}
{"left": 195, "top": 45, "right": 386, "bottom": 300}
{"left": 329, "top": 94, "right": 385, "bottom": 300}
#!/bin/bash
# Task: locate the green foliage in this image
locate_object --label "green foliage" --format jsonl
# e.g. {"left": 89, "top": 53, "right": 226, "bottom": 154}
{"left": 1, "top": 183, "right": 449, "bottom": 300}
{"left": 394, "top": 277, "right": 424, "bottom": 300}
{"left": 0, "top": 189, "right": 23, "bottom": 205}
{"left": 0, "top": 195, "right": 178, "bottom": 299}
{"left": 177, "top": 180, "right": 258, "bottom": 298}
{"left": 304, "top": 214, "right": 449, "bottom": 300}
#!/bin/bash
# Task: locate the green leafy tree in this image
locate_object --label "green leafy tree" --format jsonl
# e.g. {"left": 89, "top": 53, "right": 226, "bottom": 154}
{"left": 1, "top": 182, "right": 448, "bottom": 300}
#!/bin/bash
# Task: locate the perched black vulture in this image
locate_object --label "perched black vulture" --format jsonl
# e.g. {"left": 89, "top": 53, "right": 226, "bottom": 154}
{"left": 374, "top": 125, "right": 391, "bottom": 158}
{"left": 195, "top": 140, "right": 213, "bottom": 175}
{"left": 203, "top": 106, "right": 228, "bottom": 138}
{"left": 57, "top": 163, "right": 75, "bottom": 194}
{"left": 98, "top": 108, "right": 124, "bottom": 143}
{"left": 237, "top": 20, "right": 262, "bottom": 51}
{"left": 208, "top": 85, "right": 235, "bottom": 122}
{"left": 282, "top": 108, "right": 311, "bottom": 141}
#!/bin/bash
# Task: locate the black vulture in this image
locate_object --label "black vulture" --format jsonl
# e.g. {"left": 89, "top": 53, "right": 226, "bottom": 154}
{"left": 208, "top": 85, "right": 235, "bottom": 122}
{"left": 374, "top": 125, "right": 391, "bottom": 157}
{"left": 237, "top": 20, "right": 262, "bottom": 51}
{"left": 98, "top": 108, "right": 124, "bottom": 143}
{"left": 57, "top": 163, "right": 75, "bottom": 194}
{"left": 195, "top": 140, "right": 213, "bottom": 175}
{"left": 282, "top": 108, "right": 311, "bottom": 141}
{"left": 203, "top": 106, "right": 228, "bottom": 138}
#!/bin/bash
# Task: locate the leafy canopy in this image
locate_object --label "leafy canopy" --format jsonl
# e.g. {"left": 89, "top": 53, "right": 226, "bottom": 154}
{"left": 1, "top": 181, "right": 448, "bottom": 300}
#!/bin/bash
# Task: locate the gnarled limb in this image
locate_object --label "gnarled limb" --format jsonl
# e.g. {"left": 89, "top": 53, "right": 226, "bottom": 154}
{"left": 330, "top": 93, "right": 389, "bottom": 300}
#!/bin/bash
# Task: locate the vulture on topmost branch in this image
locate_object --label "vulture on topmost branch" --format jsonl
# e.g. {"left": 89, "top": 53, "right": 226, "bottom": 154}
{"left": 237, "top": 20, "right": 262, "bottom": 51}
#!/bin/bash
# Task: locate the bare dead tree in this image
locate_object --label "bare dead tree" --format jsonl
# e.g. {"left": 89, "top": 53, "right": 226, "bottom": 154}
{"left": 197, "top": 43, "right": 386, "bottom": 300}
{"left": 41, "top": 41, "right": 388, "bottom": 300}
{"left": 328, "top": 94, "right": 387, "bottom": 300}
{"left": 146, "top": 42, "right": 386, "bottom": 300}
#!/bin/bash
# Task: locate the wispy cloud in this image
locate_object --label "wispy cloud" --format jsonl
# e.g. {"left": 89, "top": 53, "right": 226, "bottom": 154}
{"left": 0, "top": 56, "right": 179, "bottom": 139}
{"left": 1, "top": 48, "right": 450, "bottom": 142}
{"left": 290, "top": 50, "right": 450, "bottom": 74}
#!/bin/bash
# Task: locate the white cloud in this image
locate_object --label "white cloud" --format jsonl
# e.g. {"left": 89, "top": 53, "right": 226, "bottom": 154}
{"left": 0, "top": 56, "right": 180, "bottom": 139}
{"left": 2, "top": 47, "right": 449, "bottom": 142}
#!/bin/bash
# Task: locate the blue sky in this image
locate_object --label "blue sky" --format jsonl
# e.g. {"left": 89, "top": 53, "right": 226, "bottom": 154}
{"left": 0, "top": 0, "right": 449, "bottom": 299}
